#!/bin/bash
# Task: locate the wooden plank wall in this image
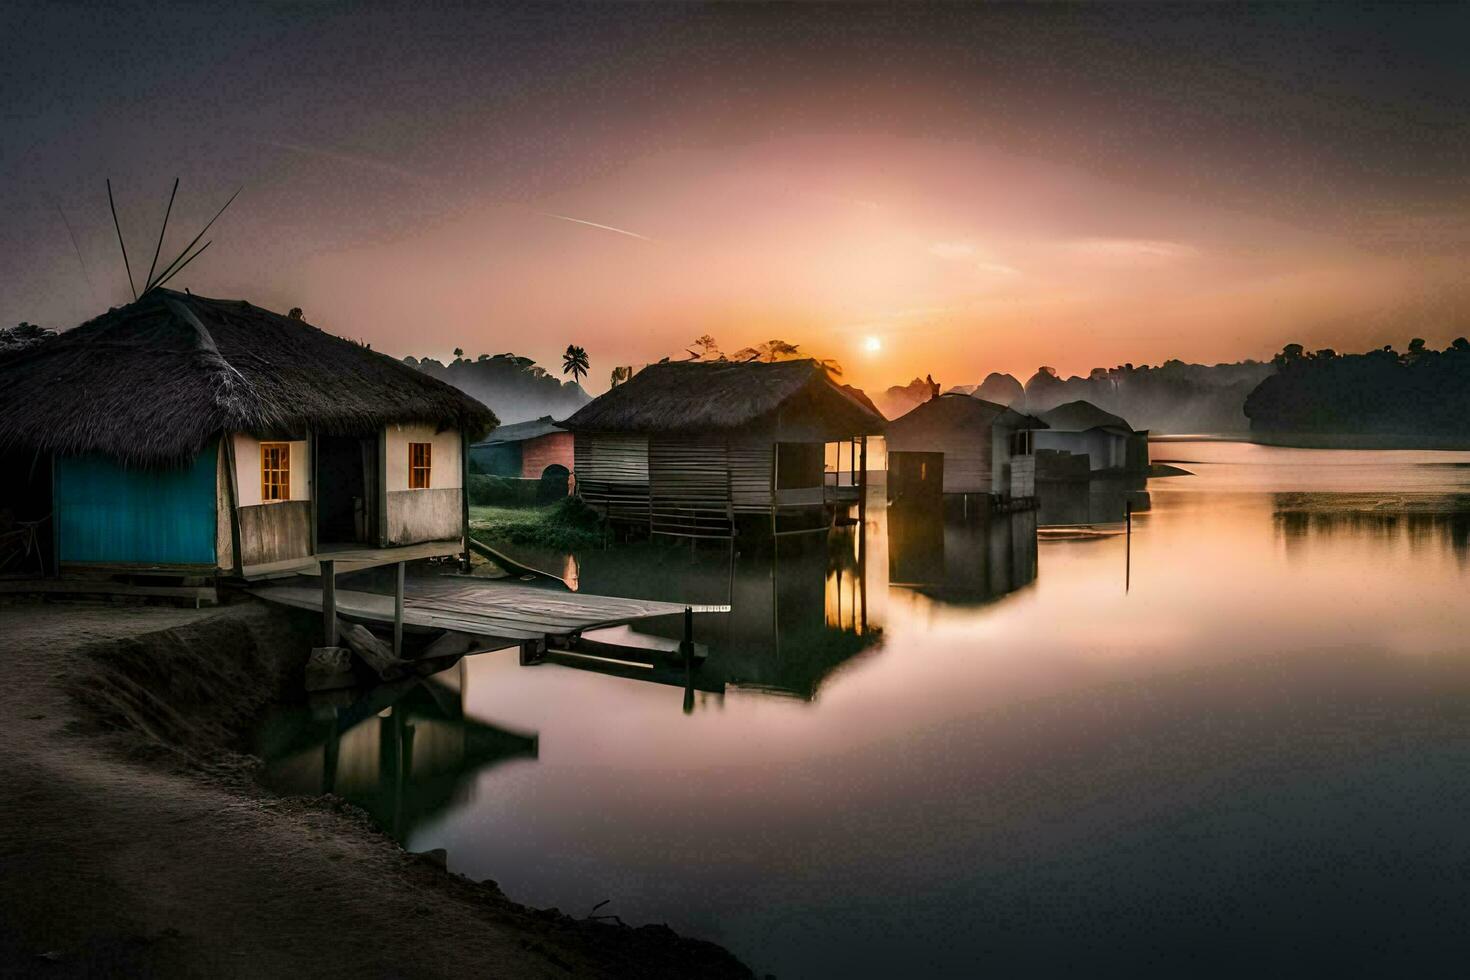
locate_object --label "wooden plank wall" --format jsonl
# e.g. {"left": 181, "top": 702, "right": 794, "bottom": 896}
{"left": 574, "top": 433, "right": 651, "bottom": 521}
{"left": 386, "top": 487, "right": 464, "bottom": 545}
{"left": 650, "top": 437, "right": 733, "bottom": 537}
{"left": 238, "top": 500, "right": 311, "bottom": 566}
{"left": 729, "top": 441, "right": 774, "bottom": 514}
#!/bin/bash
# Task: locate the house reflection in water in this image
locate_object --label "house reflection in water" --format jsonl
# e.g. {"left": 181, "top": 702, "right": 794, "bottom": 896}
{"left": 256, "top": 662, "right": 539, "bottom": 841}
{"left": 560, "top": 497, "right": 888, "bottom": 705}
{"left": 1036, "top": 475, "right": 1150, "bottom": 527}
{"left": 887, "top": 503, "right": 1039, "bottom": 605}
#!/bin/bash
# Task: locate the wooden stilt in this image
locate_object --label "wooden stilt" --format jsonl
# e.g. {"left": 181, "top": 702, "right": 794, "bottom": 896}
{"left": 393, "top": 560, "right": 405, "bottom": 658}
{"left": 322, "top": 559, "right": 337, "bottom": 647}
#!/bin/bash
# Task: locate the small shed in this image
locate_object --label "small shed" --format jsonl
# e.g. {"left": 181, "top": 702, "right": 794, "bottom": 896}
{"left": 884, "top": 393, "right": 1047, "bottom": 504}
{"left": 0, "top": 289, "right": 495, "bottom": 580}
{"left": 560, "top": 359, "right": 885, "bottom": 537}
{"left": 1034, "top": 400, "right": 1148, "bottom": 473}
{"left": 468, "top": 415, "right": 574, "bottom": 496}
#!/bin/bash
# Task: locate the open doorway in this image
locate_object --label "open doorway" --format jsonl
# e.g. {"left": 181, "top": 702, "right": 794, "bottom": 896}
{"left": 316, "top": 435, "right": 379, "bottom": 546}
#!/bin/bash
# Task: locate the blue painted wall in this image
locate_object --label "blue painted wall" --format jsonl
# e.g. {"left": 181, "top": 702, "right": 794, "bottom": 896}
{"left": 56, "top": 445, "right": 217, "bottom": 566}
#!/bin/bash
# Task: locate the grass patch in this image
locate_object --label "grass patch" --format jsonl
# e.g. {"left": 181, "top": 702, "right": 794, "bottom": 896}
{"left": 469, "top": 497, "right": 604, "bottom": 552}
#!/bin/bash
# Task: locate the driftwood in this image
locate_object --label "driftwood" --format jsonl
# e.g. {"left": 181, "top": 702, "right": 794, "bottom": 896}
{"left": 340, "top": 621, "right": 410, "bottom": 680}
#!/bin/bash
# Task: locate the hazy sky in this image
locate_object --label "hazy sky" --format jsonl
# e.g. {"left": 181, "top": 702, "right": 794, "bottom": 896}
{"left": 4, "top": 2, "right": 1469, "bottom": 392}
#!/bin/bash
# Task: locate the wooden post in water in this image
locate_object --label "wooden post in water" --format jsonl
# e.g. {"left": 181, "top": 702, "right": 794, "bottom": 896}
{"left": 680, "top": 605, "right": 694, "bottom": 665}
{"left": 393, "top": 560, "right": 405, "bottom": 658}
{"left": 322, "top": 559, "right": 337, "bottom": 647}
{"left": 1125, "top": 500, "right": 1132, "bottom": 593}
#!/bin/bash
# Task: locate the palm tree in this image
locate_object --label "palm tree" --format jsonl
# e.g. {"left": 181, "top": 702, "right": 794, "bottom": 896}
{"left": 562, "top": 344, "right": 590, "bottom": 385}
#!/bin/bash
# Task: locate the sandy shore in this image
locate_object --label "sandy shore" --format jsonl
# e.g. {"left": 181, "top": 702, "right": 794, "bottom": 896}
{"left": 0, "top": 599, "right": 751, "bottom": 978}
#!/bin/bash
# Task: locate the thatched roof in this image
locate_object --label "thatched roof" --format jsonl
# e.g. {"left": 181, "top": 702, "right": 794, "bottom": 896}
{"left": 1039, "top": 399, "right": 1133, "bottom": 433}
{"left": 0, "top": 290, "right": 496, "bottom": 464}
{"left": 472, "top": 415, "right": 563, "bottom": 446}
{"left": 886, "top": 393, "right": 1045, "bottom": 446}
{"left": 561, "top": 359, "right": 884, "bottom": 438}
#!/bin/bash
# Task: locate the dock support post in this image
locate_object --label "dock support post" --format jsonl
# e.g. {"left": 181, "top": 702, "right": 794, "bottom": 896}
{"left": 393, "top": 560, "right": 405, "bottom": 658}
{"left": 322, "top": 559, "right": 337, "bottom": 647}
{"left": 680, "top": 605, "right": 694, "bottom": 664}
{"left": 1125, "top": 500, "right": 1132, "bottom": 593}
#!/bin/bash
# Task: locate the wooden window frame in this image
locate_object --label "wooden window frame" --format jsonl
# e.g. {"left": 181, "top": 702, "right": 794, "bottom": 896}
{"left": 409, "top": 442, "right": 432, "bottom": 489}
{"left": 260, "top": 442, "right": 291, "bottom": 502}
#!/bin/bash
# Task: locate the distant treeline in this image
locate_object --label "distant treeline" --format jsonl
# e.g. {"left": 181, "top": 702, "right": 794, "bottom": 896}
{"left": 404, "top": 352, "right": 589, "bottom": 424}
{"left": 1245, "top": 340, "right": 1470, "bottom": 438}
{"left": 880, "top": 359, "right": 1273, "bottom": 433}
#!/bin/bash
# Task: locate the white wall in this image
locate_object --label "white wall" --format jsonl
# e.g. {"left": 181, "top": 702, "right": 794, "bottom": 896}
{"left": 232, "top": 432, "right": 310, "bottom": 506}
{"left": 385, "top": 423, "right": 463, "bottom": 492}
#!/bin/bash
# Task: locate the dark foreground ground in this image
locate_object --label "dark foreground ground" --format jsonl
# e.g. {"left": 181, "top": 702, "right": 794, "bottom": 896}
{"left": 0, "top": 599, "right": 751, "bottom": 979}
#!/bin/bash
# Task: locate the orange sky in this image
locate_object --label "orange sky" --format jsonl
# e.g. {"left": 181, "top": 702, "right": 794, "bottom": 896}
{"left": 6, "top": 3, "right": 1470, "bottom": 396}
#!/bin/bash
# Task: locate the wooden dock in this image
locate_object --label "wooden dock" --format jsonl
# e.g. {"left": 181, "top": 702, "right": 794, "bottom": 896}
{"left": 251, "top": 577, "right": 720, "bottom": 644}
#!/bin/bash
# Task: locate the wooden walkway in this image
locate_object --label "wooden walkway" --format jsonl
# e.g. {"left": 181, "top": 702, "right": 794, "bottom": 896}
{"left": 251, "top": 577, "right": 717, "bottom": 643}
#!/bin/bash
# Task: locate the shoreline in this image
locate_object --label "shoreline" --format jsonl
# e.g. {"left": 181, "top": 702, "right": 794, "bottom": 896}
{"left": 0, "top": 598, "right": 751, "bottom": 978}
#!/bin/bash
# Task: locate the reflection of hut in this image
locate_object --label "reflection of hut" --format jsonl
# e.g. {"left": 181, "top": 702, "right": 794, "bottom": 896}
{"left": 562, "top": 360, "right": 885, "bottom": 538}
{"left": 0, "top": 290, "right": 494, "bottom": 579}
{"left": 888, "top": 503, "right": 1038, "bottom": 604}
{"left": 1034, "top": 400, "right": 1148, "bottom": 474}
{"left": 566, "top": 524, "right": 884, "bottom": 702}
{"left": 468, "top": 416, "right": 574, "bottom": 497}
{"left": 259, "top": 673, "right": 538, "bottom": 841}
{"left": 884, "top": 394, "right": 1046, "bottom": 505}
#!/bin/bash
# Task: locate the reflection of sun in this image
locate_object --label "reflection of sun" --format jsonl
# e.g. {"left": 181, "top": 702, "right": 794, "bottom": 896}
{"left": 864, "top": 336, "right": 882, "bottom": 353}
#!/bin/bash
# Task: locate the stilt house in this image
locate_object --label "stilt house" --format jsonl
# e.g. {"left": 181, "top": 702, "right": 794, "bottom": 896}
{"left": 0, "top": 289, "right": 495, "bottom": 580}
{"left": 560, "top": 359, "right": 885, "bottom": 537}
{"left": 884, "top": 393, "right": 1046, "bottom": 506}
{"left": 1034, "top": 400, "right": 1149, "bottom": 473}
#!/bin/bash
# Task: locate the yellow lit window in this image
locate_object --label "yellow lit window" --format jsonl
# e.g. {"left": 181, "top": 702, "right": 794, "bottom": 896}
{"left": 409, "top": 442, "right": 432, "bottom": 489}
{"left": 261, "top": 443, "right": 290, "bottom": 501}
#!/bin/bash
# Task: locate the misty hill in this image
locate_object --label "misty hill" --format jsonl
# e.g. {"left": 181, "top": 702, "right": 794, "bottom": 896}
{"left": 1016, "top": 360, "right": 1273, "bottom": 433}
{"left": 1245, "top": 340, "right": 1470, "bottom": 440}
{"left": 875, "top": 377, "right": 940, "bottom": 418}
{"left": 405, "top": 353, "right": 589, "bottom": 425}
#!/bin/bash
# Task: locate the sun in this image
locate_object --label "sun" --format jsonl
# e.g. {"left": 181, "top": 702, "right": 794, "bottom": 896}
{"left": 864, "top": 336, "right": 882, "bottom": 353}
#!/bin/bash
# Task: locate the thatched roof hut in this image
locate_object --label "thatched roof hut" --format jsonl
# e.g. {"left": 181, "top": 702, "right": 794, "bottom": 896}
{"left": 0, "top": 289, "right": 495, "bottom": 578}
{"left": 562, "top": 360, "right": 885, "bottom": 537}
{"left": 0, "top": 288, "right": 495, "bottom": 464}
{"left": 561, "top": 359, "right": 882, "bottom": 439}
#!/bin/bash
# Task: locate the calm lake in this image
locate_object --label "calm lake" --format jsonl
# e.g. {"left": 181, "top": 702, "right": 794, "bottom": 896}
{"left": 259, "top": 441, "right": 1470, "bottom": 976}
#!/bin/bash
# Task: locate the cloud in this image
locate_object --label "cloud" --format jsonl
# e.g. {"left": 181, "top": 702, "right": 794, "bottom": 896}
{"left": 928, "top": 241, "right": 975, "bottom": 260}
{"left": 976, "top": 261, "right": 1021, "bottom": 277}
{"left": 1066, "top": 238, "right": 1199, "bottom": 264}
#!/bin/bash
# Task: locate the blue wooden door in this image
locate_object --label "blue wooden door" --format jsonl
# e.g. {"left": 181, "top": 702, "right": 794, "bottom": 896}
{"left": 56, "top": 446, "right": 217, "bottom": 566}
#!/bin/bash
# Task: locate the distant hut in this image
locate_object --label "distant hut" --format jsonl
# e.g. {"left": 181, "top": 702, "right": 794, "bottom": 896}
{"left": 560, "top": 359, "right": 885, "bottom": 537}
{"left": 468, "top": 415, "right": 575, "bottom": 498}
{"left": 0, "top": 289, "right": 495, "bottom": 579}
{"left": 1034, "top": 400, "right": 1148, "bottom": 474}
{"left": 884, "top": 393, "right": 1046, "bottom": 508}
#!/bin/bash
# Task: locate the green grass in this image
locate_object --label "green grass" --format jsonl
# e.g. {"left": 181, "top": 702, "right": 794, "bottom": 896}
{"left": 468, "top": 497, "right": 604, "bottom": 552}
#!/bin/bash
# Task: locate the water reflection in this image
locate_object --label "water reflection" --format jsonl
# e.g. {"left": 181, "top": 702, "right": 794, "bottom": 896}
{"left": 257, "top": 666, "right": 538, "bottom": 839}
{"left": 1274, "top": 491, "right": 1470, "bottom": 559}
{"left": 1037, "top": 475, "right": 1150, "bottom": 525}
{"left": 889, "top": 502, "right": 1038, "bottom": 604}
{"left": 565, "top": 524, "right": 886, "bottom": 702}
{"left": 255, "top": 443, "right": 1470, "bottom": 979}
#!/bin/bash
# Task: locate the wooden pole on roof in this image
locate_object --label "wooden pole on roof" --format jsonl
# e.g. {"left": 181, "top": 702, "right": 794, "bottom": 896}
{"left": 106, "top": 179, "right": 136, "bottom": 300}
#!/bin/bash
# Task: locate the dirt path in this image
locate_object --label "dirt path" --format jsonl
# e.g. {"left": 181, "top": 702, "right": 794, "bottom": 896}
{"left": 0, "top": 600, "right": 750, "bottom": 978}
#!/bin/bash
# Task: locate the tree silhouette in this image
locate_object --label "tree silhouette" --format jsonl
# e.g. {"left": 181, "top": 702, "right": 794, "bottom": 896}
{"left": 562, "top": 344, "right": 590, "bottom": 385}
{"left": 609, "top": 365, "right": 632, "bottom": 388}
